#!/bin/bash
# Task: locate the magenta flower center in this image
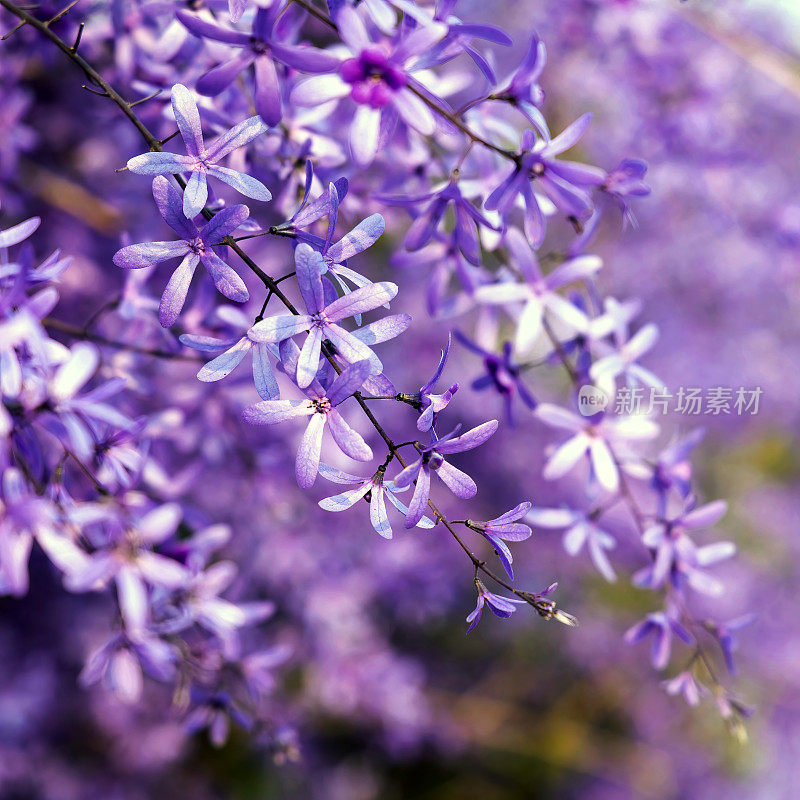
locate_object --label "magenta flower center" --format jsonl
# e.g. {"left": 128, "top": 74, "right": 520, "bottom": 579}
{"left": 340, "top": 49, "right": 407, "bottom": 109}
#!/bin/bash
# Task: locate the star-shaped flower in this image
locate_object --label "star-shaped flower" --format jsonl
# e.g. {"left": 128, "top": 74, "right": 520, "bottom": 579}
{"left": 127, "top": 84, "right": 271, "bottom": 218}
{"left": 242, "top": 358, "right": 373, "bottom": 488}
{"left": 114, "top": 176, "right": 250, "bottom": 326}
{"left": 249, "top": 243, "right": 399, "bottom": 388}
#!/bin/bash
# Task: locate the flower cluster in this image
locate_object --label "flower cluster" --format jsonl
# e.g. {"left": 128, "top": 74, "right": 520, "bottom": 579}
{"left": 0, "top": 213, "right": 287, "bottom": 742}
{"left": 0, "top": 0, "right": 754, "bottom": 772}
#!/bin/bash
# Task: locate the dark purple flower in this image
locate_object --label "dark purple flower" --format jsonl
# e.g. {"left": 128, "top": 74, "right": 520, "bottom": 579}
{"left": 466, "top": 579, "right": 525, "bottom": 633}
{"left": 114, "top": 176, "right": 251, "bottom": 326}
{"left": 454, "top": 332, "right": 537, "bottom": 425}
{"left": 380, "top": 180, "right": 497, "bottom": 266}
{"left": 291, "top": 6, "right": 448, "bottom": 164}
{"left": 177, "top": 5, "right": 340, "bottom": 125}
{"left": 602, "top": 158, "right": 651, "bottom": 225}
{"left": 493, "top": 34, "right": 548, "bottom": 136}
{"left": 413, "top": 333, "right": 458, "bottom": 432}
{"left": 624, "top": 608, "right": 693, "bottom": 670}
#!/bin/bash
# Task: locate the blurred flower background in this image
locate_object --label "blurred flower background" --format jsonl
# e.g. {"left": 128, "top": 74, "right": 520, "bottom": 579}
{"left": 1, "top": 0, "right": 799, "bottom": 798}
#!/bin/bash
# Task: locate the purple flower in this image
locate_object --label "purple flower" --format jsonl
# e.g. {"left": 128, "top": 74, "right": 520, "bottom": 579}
{"left": 381, "top": 180, "right": 497, "bottom": 266}
{"left": 466, "top": 579, "right": 525, "bottom": 633}
{"left": 493, "top": 34, "right": 548, "bottom": 136}
{"left": 527, "top": 507, "right": 617, "bottom": 582}
{"left": 624, "top": 608, "right": 693, "bottom": 670}
{"left": 663, "top": 670, "right": 703, "bottom": 706}
{"left": 0, "top": 468, "right": 87, "bottom": 596}
{"left": 185, "top": 689, "right": 252, "bottom": 747}
{"left": 535, "top": 403, "right": 659, "bottom": 494}
{"left": 312, "top": 181, "right": 386, "bottom": 308}
{"left": 317, "top": 463, "right": 434, "bottom": 538}
{"left": 392, "top": 238, "right": 484, "bottom": 316}
{"left": 485, "top": 116, "right": 605, "bottom": 246}
{"left": 155, "top": 560, "right": 248, "bottom": 641}
{"left": 590, "top": 322, "right": 662, "bottom": 391}
{"left": 454, "top": 332, "right": 537, "bottom": 425}
{"left": 127, "top": 84, "right": 271, "bottom": 217}
{"left": 635, "top": 499, "right": 735, "bottom": 596}
{"left": 177, "top": 5, "right": 340, "bottom": 126}
{"left": 709, "top": 614, "right": 755, "bottom": 675}
{"left": 114, "top": 176, "right": 251, "bottom": 326}
{"left": 465, "top": 502, "right": 532, "bottom": 579}
{"left": 242, "top": 358, "right": 374, "bottom": 488}
{"left": 0, "top": 215, "right": 40, "bottom": 250}
{"left": 394, "top": 419, "right": 498, "bottom": 528}
{"left": 181, "top": 306, "right": 280, "bottom": 400}
{"left": 651, "top": 428, "right": 705, "bottom": 503}
{"left": 291, "top": 6, "right": 447, "bottom": 164}
{"left": 602, "top": 158, "right": 651, "bottom": 225}
{"left": 249, "top": 243, "right": 399, "bottom": 387}
{"left": 413, "top": 333, "right": 458, "bottom": 432}
{"left": 68, "top": 503, "right": 190, "bottom": 632}
{"left": 79, "top": 631, "right": 176, "bottom": 705}
{"left": 43, "top": 343, "right": 134, "bottom": 460}
{"left": 474, "top": 228, "right": 602, "bottom": 353}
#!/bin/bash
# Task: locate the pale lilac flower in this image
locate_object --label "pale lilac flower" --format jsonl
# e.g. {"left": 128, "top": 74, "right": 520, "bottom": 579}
{"left": 156, "top": 560, "right": 247, "bottom": 640}
{"left": 43, "top": 343, "right": 134, "bottom": 460}
{"left": 177, "top": 5, "right": 340, "bottom": 125}
{"left": 317, "top": 463, "right": 434, "bottom": 538}
{"left": 635, "top": 499, "right": 735, "bottom": 595}
{"left": 0, "top": 468, "right": 87, "bottom": 596}
{"left": 68, "top": 503, "right": 190, "bottom": 631}
{"left": 249, "top": 243, "right": 399, "bottom": 387}
{"left": 313, "top": 181, "right": 386, "bottom": 309}
{"left": 127, "top": 84, "right": 271, "bottom": 217}
{"left": 590, "top": 323, "right": 662, "bottom": 390}
{"left": 624, "top": 608, "right": 693, "bottom": 670}
{"left": 394, "top": 420, "right": 498, "bottom": 528}
{"left": 181, "top": 306, "right": 280, "bottom": 400}
{"left": 663, "top": 670, "right": 702, "bottom": 706}
{"left": 465, "top": 502, "right": 532, "bottom": 579}
{"left": 535, "top": 404, "right": 659, "bottom": 493}
{"left": 0, "top": 215, "right": 40, "bottom": 250}
{"left": 475, "top": 228, "right": 602, "bottom": 353}
{"left": 114, "top": 176, "right": 251, "bottom": 326}
{"left": 466, "top": 579, "right": 525, "bottom": 633}
{"left": 79, "top": 632, "right": 176, "bottom": 705}
{"left": 527, "top": 507, "right": 616, "bottom": 582}
{"left": 485, "top": 116, "right": 605, "bottom": 246}
{"left": 242, "top": 359, "right": 374, "bottom": 488}
{"left": 290, "top": 6, "right": 447, "bottom": 164}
